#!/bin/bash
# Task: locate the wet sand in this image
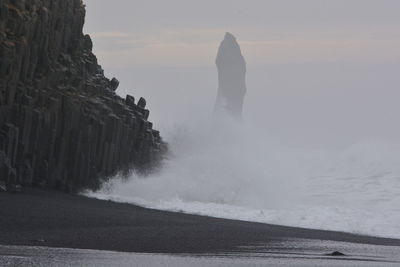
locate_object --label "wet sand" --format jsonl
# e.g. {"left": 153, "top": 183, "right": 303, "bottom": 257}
{"left": 1, "top": 242, "right": 400, "bottom": 267}
{"left": 0, "top": 189, "right": 399, "bottom": 257}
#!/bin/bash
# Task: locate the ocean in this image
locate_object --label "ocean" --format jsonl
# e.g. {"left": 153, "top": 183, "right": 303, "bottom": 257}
{"left": 87, "top": 117, "right": 400, "bottom": 239}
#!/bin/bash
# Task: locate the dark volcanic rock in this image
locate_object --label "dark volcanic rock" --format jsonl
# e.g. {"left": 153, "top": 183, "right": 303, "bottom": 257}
{"left": 214, "top": 32, "right": 247, "bottom": 119}
{"left": 325, "top": 251, "right": 346, "bottom": 256}
{"left": 126, "top": 95, "right": 135, "bottom": 108}
{"left": 110, "top": 77, "right": 119, "bottom": 91}
{"left": 137, "top": 97, "right": 146, "bottom": 109}
{"left": 0, "top": 0, "right": 166, "bottom": 192}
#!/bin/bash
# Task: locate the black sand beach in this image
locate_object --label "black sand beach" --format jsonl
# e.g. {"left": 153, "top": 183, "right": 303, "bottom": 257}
{"left": 0, "top": 189, "right": 399, "bottom": 255}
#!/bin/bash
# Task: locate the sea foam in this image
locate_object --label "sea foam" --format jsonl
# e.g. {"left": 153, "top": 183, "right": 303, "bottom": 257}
{"left": 87, "top": 116, "right": 400, "bottom": 239}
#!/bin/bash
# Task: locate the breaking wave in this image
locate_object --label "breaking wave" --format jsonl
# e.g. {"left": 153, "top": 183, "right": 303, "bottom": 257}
{"left": 86, "top": 115, "right": 400, "bottom": 239}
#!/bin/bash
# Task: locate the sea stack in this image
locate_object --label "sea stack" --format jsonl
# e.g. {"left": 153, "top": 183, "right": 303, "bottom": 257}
{"left": 215, "top": 32, "right": 247, "bottom": 119}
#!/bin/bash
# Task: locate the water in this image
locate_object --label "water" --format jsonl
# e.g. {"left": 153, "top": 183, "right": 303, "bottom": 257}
{"left": 86, "top": 116, "right": 400, "bottom": 239}
{"left": 2, "top": 239, "right": 400, "bottom": 266}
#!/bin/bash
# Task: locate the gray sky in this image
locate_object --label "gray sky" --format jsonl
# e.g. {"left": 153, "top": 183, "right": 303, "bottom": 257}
{"left": 84, "top": 0, "right": 400, "bottom": 147}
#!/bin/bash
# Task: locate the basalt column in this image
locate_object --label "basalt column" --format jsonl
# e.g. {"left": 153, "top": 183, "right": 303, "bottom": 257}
{"left": 0, "top": 0, "right": 166, "bottom": 192}
{"left": 214, "top": 32, "right": 247, "bottom": 119}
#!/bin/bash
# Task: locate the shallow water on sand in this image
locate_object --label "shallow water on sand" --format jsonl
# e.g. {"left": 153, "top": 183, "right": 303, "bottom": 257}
{"left": 1, "top": 239, "right": 400, "bottom": 266}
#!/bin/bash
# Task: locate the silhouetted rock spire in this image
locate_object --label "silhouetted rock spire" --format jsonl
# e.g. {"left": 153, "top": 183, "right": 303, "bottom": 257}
{"left": 215, "top": 32, "right": 247, "bottom": 118}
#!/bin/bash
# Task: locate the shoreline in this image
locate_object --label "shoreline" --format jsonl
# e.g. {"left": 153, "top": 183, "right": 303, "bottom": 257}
{"left": 0, "top": 189, "right": 399, "bottom": 254}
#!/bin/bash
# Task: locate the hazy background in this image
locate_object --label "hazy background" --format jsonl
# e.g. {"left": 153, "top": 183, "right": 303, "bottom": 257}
{"left": 85, "top": 1, "right": 400, "bottom": 237}
{"left": 84, "top": 0, "right": 400, "bottom": 148}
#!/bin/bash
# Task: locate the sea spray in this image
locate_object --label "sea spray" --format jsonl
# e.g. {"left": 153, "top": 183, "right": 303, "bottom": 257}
{"left": 87, "top": 115, "right": 400, "bottom": 238}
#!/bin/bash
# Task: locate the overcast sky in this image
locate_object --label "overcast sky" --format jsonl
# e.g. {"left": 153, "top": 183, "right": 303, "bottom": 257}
{"left": 84, "top": 0, "right": 400, "bottom": 147}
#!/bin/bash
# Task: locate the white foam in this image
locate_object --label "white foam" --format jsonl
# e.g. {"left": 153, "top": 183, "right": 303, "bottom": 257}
{"left": 86, "top": 116, "right": 400, "bottom": 239}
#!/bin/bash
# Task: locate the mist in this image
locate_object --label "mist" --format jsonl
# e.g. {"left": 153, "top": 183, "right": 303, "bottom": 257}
{"left": 84, "top": 0, "right": 400, "bottom": 147}
{"left": 84, "top": 0, "right": 400, "bottom": 238}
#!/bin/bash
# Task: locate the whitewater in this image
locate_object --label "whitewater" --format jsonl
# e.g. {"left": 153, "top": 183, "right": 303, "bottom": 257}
{"left": 86, "top": 115, "right": 400, "bottom": 239}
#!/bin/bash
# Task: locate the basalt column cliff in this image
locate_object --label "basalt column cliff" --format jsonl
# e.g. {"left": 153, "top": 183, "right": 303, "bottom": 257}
{"left": 0, "top": 0, "right": 166, "bottom": 192}
{"left": 215, "top": 32, "right": 247, "bottom": 119}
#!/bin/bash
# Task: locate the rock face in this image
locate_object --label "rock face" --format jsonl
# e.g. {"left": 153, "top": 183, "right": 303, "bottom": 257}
{"left": 214, "top": 32, "right": 247, "bottom": 119}
{"left": 0, "top": 0, "right": 166, "bottom": 192}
